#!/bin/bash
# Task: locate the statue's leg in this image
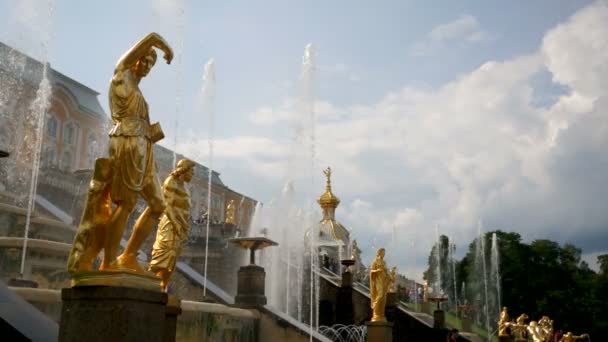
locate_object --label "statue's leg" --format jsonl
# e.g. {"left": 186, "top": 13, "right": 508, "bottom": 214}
{"left": 100, "top": 192, "right": 137, "bottom": 270}
{"left": 117, "top": 173, "right": 165, "bottom": 272}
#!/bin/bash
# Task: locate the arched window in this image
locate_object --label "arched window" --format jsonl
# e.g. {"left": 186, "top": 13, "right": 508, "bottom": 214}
{"left": 46, "top": 114, "right": 58, "bottom": 138}
{"left": 63, "top": 122, "right": 75, "bottom": 145}
{"left": 61, "top": 151, "right": 72, "bottom": 171}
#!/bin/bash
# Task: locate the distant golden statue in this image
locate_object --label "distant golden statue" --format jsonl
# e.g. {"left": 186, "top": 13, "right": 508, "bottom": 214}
{"left": 423, "top": 280, "right": 429, "bottom": 303}
{"left": 369, "top": 248, "right": 390, "bottom": 321}
{"left": 497, "top": 307, "right": 510, "bottom": 337}
{"left": 149, "top": 159, "right": 195, "bottom": 291}
{"left": 225, "top": 199, "right": 236, "bottom": 225}
{"left": 560, "top": 332, "right": 589, "bottom": 342}
{"left": 388, "top": 266, "right": 397, "bottom": 293}
{"left": 103, "top": 32, "right": 173, "bottom": 272}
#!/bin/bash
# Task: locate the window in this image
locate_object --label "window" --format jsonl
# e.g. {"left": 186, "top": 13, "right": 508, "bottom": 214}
{"left": 63, "top": 122, "right": 75, "bottom": 145}
{"left": 47, "top": 115, "right": 58, "bottom": 138}
{"left": 42, "top": 146, "right": 56, "bottom": 166}
{"left": 61, "top": 151, "right": 72, "bottom": 171}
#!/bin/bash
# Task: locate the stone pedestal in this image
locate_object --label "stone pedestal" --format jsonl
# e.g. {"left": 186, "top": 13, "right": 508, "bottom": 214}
{"left": 433, "top": 310, "right": 445, "bottom": 329}
{"left": 461, "top": 317, "right": 473, "bottom": 332}
{"left": 235, "top": 265, "right": 266, "bottom": 307}
{"left": 421, "top": 301, "right": 430, "bottom": 314}
{"left": 366, "top": 320, "right": 393, "bottom": 342}
{"left": 385, "top": 292, "right": 397, "bottom": 322}
{"left": 59, "top": 286, "right": 168, "bottom": 342}
{"left": 336, "top": 273, "right": 354, "bottom": 324}
{"left": 164, "top": 296, "right": 182, "bottom": 342}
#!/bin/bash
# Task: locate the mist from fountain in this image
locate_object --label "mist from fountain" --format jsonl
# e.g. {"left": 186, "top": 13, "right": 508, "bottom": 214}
{"left": 201, "top": 58, "right": 216, "bottom": 297}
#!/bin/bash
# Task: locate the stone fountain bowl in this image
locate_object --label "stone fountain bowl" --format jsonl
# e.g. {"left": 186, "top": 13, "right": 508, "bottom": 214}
{"left": 340, "top": 259, "right": 356, "bottom": 267}
{"left": 227, "top": 237, "right": 278, "bottom": 251}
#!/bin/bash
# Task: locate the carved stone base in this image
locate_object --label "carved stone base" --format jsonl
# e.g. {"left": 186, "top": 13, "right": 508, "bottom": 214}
{"left": 59, "top": 286, "right": 168, "bottom": 342}
{"left": 164, "top": 296, "right": 182, "bottom": 342}
{"left": 70, "top": 269, "right": 162, "bottom": 291}
{"left": 235, "top": 265, "right": 266, "bottom": 307}
{"left": 366, "top": 320, "right": 393, "bottom": 342}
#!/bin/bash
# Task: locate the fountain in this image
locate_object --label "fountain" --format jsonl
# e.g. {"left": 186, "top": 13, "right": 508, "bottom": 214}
{"left": 491, "top": 232, "right": 501, "bottom": 320}
{"left": 228, "top": 237, "right": 278, "bottom": 307}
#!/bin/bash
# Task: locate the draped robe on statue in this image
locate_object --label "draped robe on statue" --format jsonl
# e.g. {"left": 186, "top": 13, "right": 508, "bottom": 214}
{"left": 148, "top": 175, "right": 190, "bottom": 274}
{"left": 369, "top": 256, "right": 389, "bottom": 321}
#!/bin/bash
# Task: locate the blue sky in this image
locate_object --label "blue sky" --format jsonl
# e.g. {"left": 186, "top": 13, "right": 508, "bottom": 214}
{"left": 2, "top": 0, "right": 607, "bottom": 280}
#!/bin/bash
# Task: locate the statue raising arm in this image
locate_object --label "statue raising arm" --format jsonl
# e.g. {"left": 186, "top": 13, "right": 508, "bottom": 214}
{"left": 115, "top": 32, "right": 173, "bottom": 72}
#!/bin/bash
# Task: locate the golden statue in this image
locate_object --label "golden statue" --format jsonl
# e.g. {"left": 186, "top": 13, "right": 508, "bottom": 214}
{"left": 388, "top": 266, "right": 397, "bottom": 293}
{"left": 369, "top": 248, "right": 390, "bottom": 321}
{"left": 497, "top": 307, "right": 510, "bottom": 337}
{"left": 225, "top": 199, "right": 236, "bottom": 225}
{"left": 67, "top": 158, "right": 112, "bottom": 272}
{"left": 527, "top": 321, "right": 545, "bottom": 342}
{"left": 512, "top": 313, "right": 529, "bottom": 341}
{"left": 148, "top": 159, "right": 195, "bottom": 291}
{"left": 560, "top": 332, "right": 589, "bottom": 342}
{"left": 538, "top": 316, "right": 554, "bottom": 340}
{"left": 103, "top": 32, "right": 173, "bottom": 272}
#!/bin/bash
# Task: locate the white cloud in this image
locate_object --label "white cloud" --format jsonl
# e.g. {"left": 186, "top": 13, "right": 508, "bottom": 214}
{"left": 411, "top": 15, "right": 490, "bottom": 56}
{"left": 179, "top": 1, "right": 608, "bottom": 279}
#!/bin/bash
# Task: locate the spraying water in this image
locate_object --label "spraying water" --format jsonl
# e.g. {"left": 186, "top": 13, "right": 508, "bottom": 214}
{"left": 15, "top": 0, "right": 56, "bottom": 278}
{"left": 476, "top": 221, "right": 491, "bottom": 341}
{"left": 450, "top": 243, "right": 458, "bottom": 310}
{"left": 201, "top": 58, "right": 216, "bottom": 297}
{"left": 491, "top": 233, "right": 501, "bottom": 319}
{"left": 172, "top": 3, "right": 186, "bottom": 168}
{"left": 433, "top": 224, "right": 442, "bottom": 296}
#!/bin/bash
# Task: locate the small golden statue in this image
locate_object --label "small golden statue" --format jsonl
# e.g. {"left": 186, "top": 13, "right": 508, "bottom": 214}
{"left": 225, "top": 199, "right": 236, "bottom": 225}
{"left": 369, "top": 248, "right": 390, "bottom": 321}
{"left": 148, "top": 159, "right": 195, "bottom": 291}
{"left": 538, "top": 316, "right": 554, "bottom": 340}
{"left": 560, "top": 332, "right": 589, "bottom": 342}
{"left": 512, "top": 313, "right": 529, "bottom": 341}
{"left": 388, "top": 266, "right": 397, "bottom": 293}
{"left": 497, "top": 306, "right": 510, "bottom": 337}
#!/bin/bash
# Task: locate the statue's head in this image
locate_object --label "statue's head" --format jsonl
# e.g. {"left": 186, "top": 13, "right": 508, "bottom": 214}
{"left": 173, "top": 159, "right": 195, "bottom": 182}
{"left": 134, "top": 48, "right": 157, "bottom": 77}
{"left": 377, "top": 248, "right": 385, "bottom": 258}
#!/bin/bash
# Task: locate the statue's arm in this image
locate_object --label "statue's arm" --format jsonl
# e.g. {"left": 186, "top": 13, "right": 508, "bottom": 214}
{"left": 115, "top": 32, "right": 173, "bottom": 71}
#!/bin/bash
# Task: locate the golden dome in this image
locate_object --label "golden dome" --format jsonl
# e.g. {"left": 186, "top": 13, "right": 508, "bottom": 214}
{"left": 317, "top": 166, "right": 340, "bottom": 209}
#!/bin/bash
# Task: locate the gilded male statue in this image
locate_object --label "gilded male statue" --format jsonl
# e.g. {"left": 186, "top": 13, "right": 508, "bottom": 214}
{"left": 369, "top": 248, "right": 390, "bottom": 321}
{"left": 149, "top": 159, "right": 195, "bottom": 291}
{"left": 497, "top": 306, "right": 510, "bottom": 337}
{"left": 102, "top": 32, "right": 173, "bottom": 272}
